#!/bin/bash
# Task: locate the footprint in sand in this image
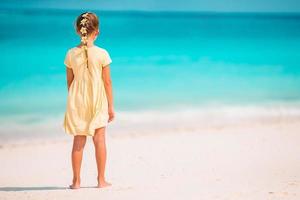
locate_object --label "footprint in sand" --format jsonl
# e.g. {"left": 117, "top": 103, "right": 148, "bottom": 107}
{"left": 288, "top": 181, "right": 299, "bottom": 186}
{"left": 114, "top": 186, "right": 133, "bottom": 191}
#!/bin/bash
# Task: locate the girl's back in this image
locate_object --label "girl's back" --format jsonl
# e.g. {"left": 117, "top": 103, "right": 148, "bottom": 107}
{"left": 64, "top": 46, "right": 112, "bottom": 79}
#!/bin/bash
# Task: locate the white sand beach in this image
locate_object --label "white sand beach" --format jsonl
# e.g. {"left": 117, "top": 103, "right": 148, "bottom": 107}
{"left": 0, "top": 108, "right": 300, "bottom": 200}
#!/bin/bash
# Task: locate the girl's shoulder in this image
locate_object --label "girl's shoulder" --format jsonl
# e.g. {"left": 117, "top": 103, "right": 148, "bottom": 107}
{"left": 94, "top": 46, "right": 112, "bottom": 67}
{"left": 65, "top": 45, "right": 112, "bottom": 67}
{"left": 66, "top": 45, "right": 111, "bottom": 60}
{"left": 67, "top": 45, "right": 110, "bottom": 55}
{"left": 65, "top": 46, "right": 78, "bottom": 55}
{"left": 93, "top": 45, "right": 110, "bottom": 55}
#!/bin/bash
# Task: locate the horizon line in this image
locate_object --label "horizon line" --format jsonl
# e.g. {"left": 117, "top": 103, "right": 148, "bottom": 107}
{"left": 1, "top": 7, "right": 300, "bottom": 15}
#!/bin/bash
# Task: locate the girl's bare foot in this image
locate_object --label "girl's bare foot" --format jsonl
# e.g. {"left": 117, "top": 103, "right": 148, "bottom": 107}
{"left": 97, "top": 177, "right": 111, "bottom": 188}
{"left": 69, "top": 184, "right": 80, "bottom": 189}
{"left": 69, "top": 179, "right": 80, "bottom": 189}
{"left": 97, "top": 180, "right": 112, "bottom": 188}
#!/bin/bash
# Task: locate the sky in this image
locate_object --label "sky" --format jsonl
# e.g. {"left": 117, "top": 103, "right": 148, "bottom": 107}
{"left": 1, "top": 0, "right": 300, "bottom": 12}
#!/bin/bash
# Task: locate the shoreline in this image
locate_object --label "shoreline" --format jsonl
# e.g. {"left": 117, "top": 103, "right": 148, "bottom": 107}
{"left": 1, "top": 113, "right": 299, "bottom": 148}
{"left": 1, "top": 103, "right": 300, "bottom": 145}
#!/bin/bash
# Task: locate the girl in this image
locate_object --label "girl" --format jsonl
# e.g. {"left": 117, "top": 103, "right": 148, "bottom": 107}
{"left": 63, "top": 12, "right": 114, "bottom": 189}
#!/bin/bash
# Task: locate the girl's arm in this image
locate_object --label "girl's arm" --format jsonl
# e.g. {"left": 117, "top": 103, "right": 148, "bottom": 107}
{"left": 66, "top": 68, "right": 74, "bottom": 91}
{"left": 102, "top": 65, "right": 115, "bottom": 122}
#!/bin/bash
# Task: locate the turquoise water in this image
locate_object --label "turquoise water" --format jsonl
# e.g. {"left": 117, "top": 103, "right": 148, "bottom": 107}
{"left": 0, "top": 9, "right": 300, "bottom": 117}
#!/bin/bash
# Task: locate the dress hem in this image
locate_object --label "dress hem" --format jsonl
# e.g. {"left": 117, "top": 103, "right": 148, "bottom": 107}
{"left": 63, "top": 124, "right": 108, "bottom": 137}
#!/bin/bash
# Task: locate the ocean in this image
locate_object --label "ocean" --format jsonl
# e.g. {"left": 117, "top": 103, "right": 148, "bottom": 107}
{"left": 0, "top": 8, "right": 300, "bottom": 140}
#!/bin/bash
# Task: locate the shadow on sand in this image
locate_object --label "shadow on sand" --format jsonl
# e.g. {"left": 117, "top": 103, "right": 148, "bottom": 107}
{"left": 0, "top": 186, "right": 97, "bottom": 192}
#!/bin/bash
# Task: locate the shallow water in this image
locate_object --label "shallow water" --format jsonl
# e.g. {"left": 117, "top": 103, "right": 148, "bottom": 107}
{"left": 0, "top": 8, "right": 300, "bottom": 138}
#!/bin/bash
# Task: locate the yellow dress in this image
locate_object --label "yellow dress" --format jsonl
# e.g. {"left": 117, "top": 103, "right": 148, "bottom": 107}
{"left": 63, "top": 46, "right": 112, "bottom": 136}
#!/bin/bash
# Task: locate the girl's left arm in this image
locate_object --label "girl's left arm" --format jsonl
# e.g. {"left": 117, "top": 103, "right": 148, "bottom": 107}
{"left": 102, "top": 65, "right": 115, "bottom": 123}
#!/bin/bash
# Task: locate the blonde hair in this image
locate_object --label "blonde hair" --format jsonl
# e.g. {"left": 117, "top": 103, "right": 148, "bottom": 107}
{"left": 75, "top": 12, "right": 99, "bottom": 68}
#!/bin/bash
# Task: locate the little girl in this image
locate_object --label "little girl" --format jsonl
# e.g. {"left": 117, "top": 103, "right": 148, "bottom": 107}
{"left": 63, "top": 12, "right": 114, "bottom": 189}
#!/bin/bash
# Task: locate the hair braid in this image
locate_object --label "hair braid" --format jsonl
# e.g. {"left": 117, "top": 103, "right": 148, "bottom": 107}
{"left": 80, "top": 12, "right": 89, "bottom": 68}
{"left": 76, "top": 12, "right": 99, "bottom": 69}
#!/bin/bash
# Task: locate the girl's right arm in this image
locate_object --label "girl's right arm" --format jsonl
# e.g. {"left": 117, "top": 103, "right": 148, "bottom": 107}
{"left": 66, "top": 68, "right": 74, "bottom": 91}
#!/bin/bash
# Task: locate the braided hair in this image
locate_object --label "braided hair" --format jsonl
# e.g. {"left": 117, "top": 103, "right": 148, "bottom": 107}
{"left": 76, "top": 12, "right": 99, "bottom": 69}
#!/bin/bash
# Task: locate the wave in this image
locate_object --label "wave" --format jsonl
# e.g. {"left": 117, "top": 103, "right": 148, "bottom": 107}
{"left": 1, "top": 103, "right": 300, "bottom": 144}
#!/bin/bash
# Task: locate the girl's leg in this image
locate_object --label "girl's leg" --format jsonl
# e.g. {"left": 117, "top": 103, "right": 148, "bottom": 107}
{"left": 70, "top": 135, "right": 87, "bottom": 189}
{"left": 93, "top": 127, "right": 111, "bottom": 188}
